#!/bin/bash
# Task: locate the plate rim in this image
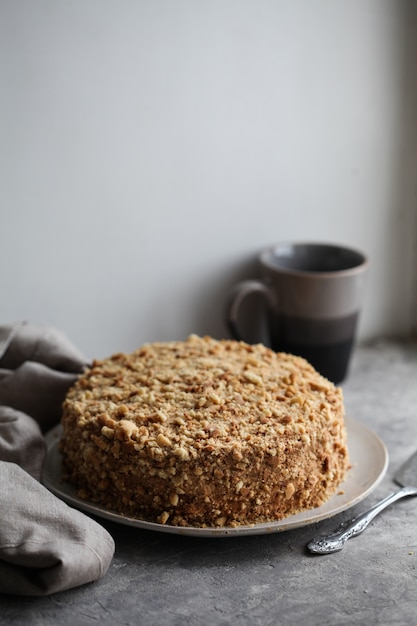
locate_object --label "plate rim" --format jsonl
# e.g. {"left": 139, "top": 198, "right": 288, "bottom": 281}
{"left": 42, "top": 417, "right": 389, "bottom": 537}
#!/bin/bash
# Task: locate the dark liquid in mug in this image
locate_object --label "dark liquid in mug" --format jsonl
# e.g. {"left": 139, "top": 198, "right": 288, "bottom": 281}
{"left": 270, "top": 313, "right": 358, "bottom": 384}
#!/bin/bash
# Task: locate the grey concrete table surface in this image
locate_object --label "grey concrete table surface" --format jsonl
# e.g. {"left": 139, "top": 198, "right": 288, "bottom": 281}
{"left": 2, "top": 338, "right": 417, "bottom": 626}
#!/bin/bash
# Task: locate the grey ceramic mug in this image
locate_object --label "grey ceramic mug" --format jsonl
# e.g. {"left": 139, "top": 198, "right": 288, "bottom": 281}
{"left": 226, "top": 242, "right": 368, "bottom": 384}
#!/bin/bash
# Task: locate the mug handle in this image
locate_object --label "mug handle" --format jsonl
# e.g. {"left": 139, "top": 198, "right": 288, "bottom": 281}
{"left": 226, "top": 280, "right": 277, "bottom": 342}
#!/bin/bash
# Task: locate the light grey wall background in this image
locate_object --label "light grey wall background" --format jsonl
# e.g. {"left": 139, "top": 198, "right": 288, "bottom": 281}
{"left": 1, "top": 0, "right": 417, "bottom": 359}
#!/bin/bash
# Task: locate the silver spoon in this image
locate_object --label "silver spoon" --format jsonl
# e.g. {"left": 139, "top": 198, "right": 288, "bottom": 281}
{"left": 308, "top": 450, "right": 417, "bottom": 554}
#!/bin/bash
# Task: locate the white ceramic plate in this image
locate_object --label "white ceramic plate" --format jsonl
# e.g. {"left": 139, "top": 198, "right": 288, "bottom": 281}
{"left": 42, "top": 417, "right": 388, "bottom": 537}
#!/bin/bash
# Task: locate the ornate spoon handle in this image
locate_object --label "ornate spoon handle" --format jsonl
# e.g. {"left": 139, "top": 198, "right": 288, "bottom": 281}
{"left": 307, "top": 486, "right": 417, "bottom": 554}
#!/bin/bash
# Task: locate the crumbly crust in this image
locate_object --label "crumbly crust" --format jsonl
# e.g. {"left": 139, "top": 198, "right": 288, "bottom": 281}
{"left": 60, "top": 335, "right": 348, "bottom": 527}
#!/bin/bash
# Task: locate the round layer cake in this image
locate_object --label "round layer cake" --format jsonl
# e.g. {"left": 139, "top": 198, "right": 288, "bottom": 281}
{"left": 60, "top": 335, "right": 349, "bottom": 527}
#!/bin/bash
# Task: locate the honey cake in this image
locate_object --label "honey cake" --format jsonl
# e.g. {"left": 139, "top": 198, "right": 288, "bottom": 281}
{"left": 60, "top": 335, "right": 349, "bottom": 527}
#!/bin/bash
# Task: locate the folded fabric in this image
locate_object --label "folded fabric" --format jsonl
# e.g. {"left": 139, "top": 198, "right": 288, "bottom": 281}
{"left": 0, "top": 322, "right": 87, "bottom": 433}
{"left": 0, "top": 322, "right": 115, "bottom": 596}
{"left": 0, "top": 322, "right": 87, "bottom": 373}
{"left": 0, "top": 463, "right": 115, "bottom": 596}
{"left": 0, "top": 406, "right": 45, "bottom": 480}
{"left": 0, "top": 361, "right": 81, "bottom": 434}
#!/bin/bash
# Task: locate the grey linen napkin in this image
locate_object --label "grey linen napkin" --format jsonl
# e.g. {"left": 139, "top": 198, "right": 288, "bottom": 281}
{"left": 0, "top": 322, "right": 115, "bottom": 596}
